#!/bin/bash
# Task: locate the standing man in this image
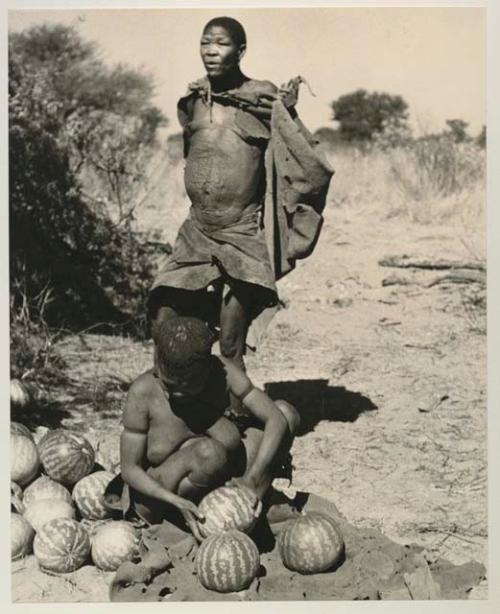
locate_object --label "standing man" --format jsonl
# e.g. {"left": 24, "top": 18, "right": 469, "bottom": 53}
{"left": 149, "top": 16, "right": 333, "bottom": 414}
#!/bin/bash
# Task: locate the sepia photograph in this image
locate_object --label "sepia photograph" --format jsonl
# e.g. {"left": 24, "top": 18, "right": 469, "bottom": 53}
{"left": 7, "top": 1, "right": 489, "bottom": 604}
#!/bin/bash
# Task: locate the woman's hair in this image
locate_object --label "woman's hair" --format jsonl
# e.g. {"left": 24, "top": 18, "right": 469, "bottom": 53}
{"left": 154, "top": 316, "right": 214, "bottom": 369}
{"left": 203, "top": 16, "right": 247, "bottom": 48}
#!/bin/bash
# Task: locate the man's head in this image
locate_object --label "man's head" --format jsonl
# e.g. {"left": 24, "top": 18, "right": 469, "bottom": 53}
{"left": 154, "top": 316, "right": 215, "bottom": 401}
{"left": 200, "top": 17, "right": 246, "bottom": 79}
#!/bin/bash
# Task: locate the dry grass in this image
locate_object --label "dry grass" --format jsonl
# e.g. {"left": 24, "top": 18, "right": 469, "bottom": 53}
{"left": 323, "top": 139, "right": 485, "bottom": 236}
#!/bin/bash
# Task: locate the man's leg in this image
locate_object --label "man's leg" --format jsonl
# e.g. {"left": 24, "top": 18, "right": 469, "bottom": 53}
{"left": 219, "top": 284, "right": 248, "bottom": 371}
{"left": 219, "top": 283, "right": 252, "bottom": 414}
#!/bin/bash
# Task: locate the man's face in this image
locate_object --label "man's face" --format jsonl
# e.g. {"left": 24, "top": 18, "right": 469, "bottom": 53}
{"left": 200, "top": 25, "right": 244, "bottom": 78}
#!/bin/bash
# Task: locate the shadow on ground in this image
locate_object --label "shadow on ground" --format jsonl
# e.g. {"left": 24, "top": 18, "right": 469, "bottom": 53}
{"left": 11, "top": 399, "right": 71, "bottom": 432}
{"left": 265, "top": 379, "right": 377, "bottom": 436}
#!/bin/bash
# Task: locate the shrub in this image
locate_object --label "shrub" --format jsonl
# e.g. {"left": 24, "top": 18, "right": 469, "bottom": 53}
{"left": 389, "top": 135, "right": 485, "bottom": 201}
{"left": 331, "top": 89, "right": 409, "bottom": 143}
{"left": 9, "top": 23, "right": 166, "bottom": 337}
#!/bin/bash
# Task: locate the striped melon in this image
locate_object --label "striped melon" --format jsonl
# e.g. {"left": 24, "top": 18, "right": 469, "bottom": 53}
{"left": 195, "top": 530, "right": 260, "bottom": 593}
{"left": 91, "top": 521, "right": 139, "bottom": 571}
{"left": 11, "top": 433, "right": 40, "bottom": 486}
{"left": 11, "top": 513, "right": 34, "bottom": 560}
{"left": 10, "top": 421, "right": 34, "bottom": 441}
{"left": 198, "top": 485, "right": 260, "bottom": 537}
{"left": 11, "top": 481, "right": 24, "bottom": 514}
{"left": 278, "top": 512, "right": 345, "bottom": 574}
{"left": 23, "top": 475, "right": 72, "bottom": 508}
{"left": 33, "top": 518, "right": 90, "bottom": 573}
{"left": 73, "top": 471, "right": 114, "bottom": 520}
{"left": 38, "top": 429, "right": 95, "bottom": 486}
{"left": 24, "top": 498, "right": 75, "bottom": 533}
{"left": 10, "top": 379, "right": 31, "bottom": 408}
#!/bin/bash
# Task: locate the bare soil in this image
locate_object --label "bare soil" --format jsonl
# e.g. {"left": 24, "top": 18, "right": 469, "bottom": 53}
{"left": 11, "top": 205, "right": 487, "bottom": 602}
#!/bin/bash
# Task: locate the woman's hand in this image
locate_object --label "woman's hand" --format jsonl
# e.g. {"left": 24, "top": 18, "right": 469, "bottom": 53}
{"left": 171, "top": 496, "right": 205, "bottom": 542}
{"left": 226, "top": 477, "right": 263, "bottom": 520}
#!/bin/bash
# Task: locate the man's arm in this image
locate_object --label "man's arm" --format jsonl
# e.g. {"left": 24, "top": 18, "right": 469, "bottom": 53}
{"left": 224, "top": 360, "right": 288, "bottom": 495}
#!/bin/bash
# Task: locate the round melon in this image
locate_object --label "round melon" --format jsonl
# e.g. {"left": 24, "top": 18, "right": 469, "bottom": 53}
{"left": 24, "top": 498, "right": 75, "bottom": 533}
{"left": 11, "top": 433, "right": 40, "bottom": 486}
{"left": 11, "top": 481, "right": 24, "bottom": 514}
{"left": 10, "top": 379, "right": 31, "bottom": 408}
{"left": 91, "top": 521, "right": 139, "bottom": 571}
{"left": 278, "top": 511, "right": 345, "bottom": 574}
{"left": 33, "top": 518, "right": 90, "bottom": 573}
{"left": 23, "top": 475, "right": 72, "bottom": 508}
{"left": 34, "top": 518, "right": 90, "bottom": 573}
{"left": 11, "top": 513, "right": 34, "bottom": 561}
{"left": 198, "top": 485, "right": 260, "bottom": 537}
{"left": 73, "top": 471, "right": 114, "bottom": 520}
{"left": 195, "top": 530, "right": 260, "bottom": 593}
{"left": 38, "top": 429, "right": 95, "bottom": 486}
{"left": 11, "top": 421, "right": 34, "bottom": 441}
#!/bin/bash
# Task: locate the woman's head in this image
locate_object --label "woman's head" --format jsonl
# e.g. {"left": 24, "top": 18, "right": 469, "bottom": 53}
{"left": 154, "top": 316, "right": 215, "bottom": 400}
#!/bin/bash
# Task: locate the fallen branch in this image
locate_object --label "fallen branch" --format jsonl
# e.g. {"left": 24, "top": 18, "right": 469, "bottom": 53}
{"left": 426, "top": 269, "right": 486, "bottom": 288}
{"left": 379, "top": 255, "right": 486, "bottom": 272}
{"left": 382, "top": 274, "right": 413, "bottom": 287}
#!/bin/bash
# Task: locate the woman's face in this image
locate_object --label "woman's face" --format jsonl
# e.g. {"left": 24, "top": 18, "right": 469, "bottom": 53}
{"left": 200, "top": 25, "right": 244, "bottom": 78}
{"left": 157, "top": 357, "right": 211, "bottom": 404}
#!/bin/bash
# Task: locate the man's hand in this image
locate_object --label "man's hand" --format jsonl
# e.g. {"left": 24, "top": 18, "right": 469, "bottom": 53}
{"left": 278, "top": 78, "right": 301, "bottom": 108}
{"left": 225, "top": 477, "right": 263, "bottom": 520}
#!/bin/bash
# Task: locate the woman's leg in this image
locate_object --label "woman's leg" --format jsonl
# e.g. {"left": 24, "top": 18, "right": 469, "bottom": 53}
{"left": 147, "top": 437, "right": 231, "bottom": 501}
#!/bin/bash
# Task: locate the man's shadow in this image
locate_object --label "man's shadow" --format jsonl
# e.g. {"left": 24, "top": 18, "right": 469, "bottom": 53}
{"left": 264, "top": 379, "right": 377, "bottom": 436}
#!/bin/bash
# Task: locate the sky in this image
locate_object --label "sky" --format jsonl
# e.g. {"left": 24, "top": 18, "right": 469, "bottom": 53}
{"left": 8, "top": 6, "right": 486, "bottom": 137}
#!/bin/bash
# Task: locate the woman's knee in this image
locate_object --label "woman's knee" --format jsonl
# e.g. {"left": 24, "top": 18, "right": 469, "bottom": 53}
{"left": 192, "top": 437, "right": 228, "bottom": 472}
{"left": 275, "top": 400, "right": 301, "bottom": 435}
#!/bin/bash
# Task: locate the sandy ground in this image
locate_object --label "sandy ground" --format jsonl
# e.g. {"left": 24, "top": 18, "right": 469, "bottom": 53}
{"left": 11, "top": 201, "right": 487, "bottom": 602}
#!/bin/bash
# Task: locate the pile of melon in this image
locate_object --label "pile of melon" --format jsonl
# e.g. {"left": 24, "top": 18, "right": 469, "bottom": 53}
{"left": 11, "top": 416, "right": 346, "bottom": 595}
{"left": 10, "top": 422, "right": 139, "bottom": 574}
{"left": 193, "top": 484, "right": 346, "bottom": 594}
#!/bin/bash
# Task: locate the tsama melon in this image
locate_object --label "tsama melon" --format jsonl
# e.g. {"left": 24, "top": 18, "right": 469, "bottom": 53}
{"left": 11, "top": 513, "right": 34, "bottom": 561}
{"left": 278, "top": 512, "right": 345, "bottom": 574}
{"left": 10, "top": 421, "right": 34, "bottom": 441}
{"left": 38, "top": 429, "right": 95, "bottom": 486}
{"left": 11, "top": 433, "right": 40, "bottom": 486}
{"left": 198, "top": 485, "right": 260, "bottom": 537}
{"left": 11, "top": 481, "right": 24, "bottom": 514}
{"left": 10, "top": 379, "right": 31, "bottom": 408}
{"left": 24, "top": 498, "right": 75, "bottom": 533}
{"left": 91, "top": 521, "right": 139, "bottom": 571}
{"left": 195, "top": 530, "right": 260, "bottom": 593}
{"left": 72, "top": 471, "right": 114, "bottom": 520}
{"left": 33, "top": 518, "right": 90, "bottom": 573}
{"left": 23, "top": 475, "right": 72, "bottom": 508}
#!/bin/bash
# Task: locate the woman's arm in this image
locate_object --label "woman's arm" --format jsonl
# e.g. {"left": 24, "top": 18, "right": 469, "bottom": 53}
{"left": 224, "top": 360, "right": 288, "bottom": 495}
{"left": 120, "top": 382, "right": 204, "bottom": 538}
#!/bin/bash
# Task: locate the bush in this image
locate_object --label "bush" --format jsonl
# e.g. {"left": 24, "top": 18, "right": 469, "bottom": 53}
{"left": 389, "top": 135, "right": 484, "bottom": 201}
{"left": 331, "top": 89, "right": 409, "bottom": 143}
{"left": 9, "top": 24, "right": 167, "bottom": 336}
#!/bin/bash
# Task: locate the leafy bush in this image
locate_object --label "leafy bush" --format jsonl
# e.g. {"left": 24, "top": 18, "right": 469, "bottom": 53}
{"left": 9, "top": 23, "right": 167, "bottom": 337}
{"left": 331, "top": 89, "right": 409, "bottom": 143}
